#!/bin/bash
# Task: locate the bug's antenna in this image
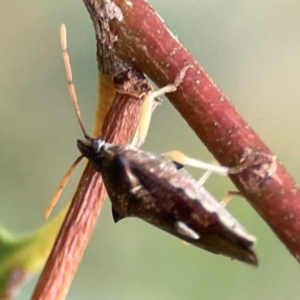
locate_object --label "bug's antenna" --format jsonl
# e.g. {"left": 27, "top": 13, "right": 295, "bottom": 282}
{"left": 43, "top": 24, "right": 88, "bottom": 219}
{"left": 60, "top": 23, "right": 89, "bottom": 139}
{"left": 44, "top": 155, "right": 83, "bottom": 219}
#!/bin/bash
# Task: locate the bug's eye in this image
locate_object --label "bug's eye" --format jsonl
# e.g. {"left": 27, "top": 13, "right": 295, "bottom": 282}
{"left": 91, "top": 139, "right": 105, "bottom": 153}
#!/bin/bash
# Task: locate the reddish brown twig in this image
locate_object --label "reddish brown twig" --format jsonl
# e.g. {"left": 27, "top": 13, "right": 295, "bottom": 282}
{"left": 85, "top": 0, "right": 300, "bottom": 262}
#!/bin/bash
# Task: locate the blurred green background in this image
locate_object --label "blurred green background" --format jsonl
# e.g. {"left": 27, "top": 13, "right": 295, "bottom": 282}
{"left": 1, "top": 0, "right": 300, "bottom": 299}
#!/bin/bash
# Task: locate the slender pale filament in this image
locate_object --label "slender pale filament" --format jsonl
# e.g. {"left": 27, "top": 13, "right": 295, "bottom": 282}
{"left": 44, "top": 155, "right": 83, "bottom": 219}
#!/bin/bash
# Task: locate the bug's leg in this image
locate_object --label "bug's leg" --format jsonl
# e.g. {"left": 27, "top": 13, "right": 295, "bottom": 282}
{"left": 197, "top": 168, "right": 214, "bottom": 186}
{"left": 220, "top": 191, "right": 242, "bottom": 207}
{"left": 165, "top": 150, "right": 229, "bottom": 176}
{"left": 167, "top": 151, "right": 239, "bottom": 205}
{"left": 131, "top": 94, "right": 160, "bottom": 148}
{"left": 175, "top": 221, "right": 200, "bottom": 240}
{"left": 132, "top": 65, "right": 192, "bottom": 148}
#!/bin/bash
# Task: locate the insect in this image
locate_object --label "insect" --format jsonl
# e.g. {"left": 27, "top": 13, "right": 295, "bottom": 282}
{"left": 50, "top": 24, "right": 258, "bottom": 266}
{"left": 77, "top": 139, "right": 257, "bottom": 265}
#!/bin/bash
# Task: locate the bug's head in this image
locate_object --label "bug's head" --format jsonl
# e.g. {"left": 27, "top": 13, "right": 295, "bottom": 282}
{"left": 77, "top": 137, "right": 107, "bottom": 171}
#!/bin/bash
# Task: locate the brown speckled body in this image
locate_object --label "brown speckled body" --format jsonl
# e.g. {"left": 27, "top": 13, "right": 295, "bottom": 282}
{"left": 78, "top": 140, "right": 257, "bottom": 266}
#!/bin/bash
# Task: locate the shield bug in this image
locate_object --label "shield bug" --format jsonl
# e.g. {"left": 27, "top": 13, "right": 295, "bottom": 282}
{"left": 77, "top": 139, "right": 257, "bottom": 266}
{"left": 51, "top": 24, "right": 258, "bottom": 266}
